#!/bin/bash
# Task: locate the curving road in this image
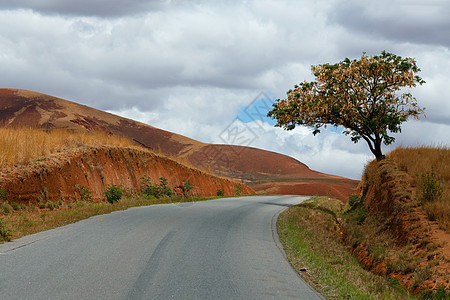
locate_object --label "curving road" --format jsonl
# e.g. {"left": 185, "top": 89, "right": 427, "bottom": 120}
{"left": 0, "top": 196, "right": 323, "bottom": 299}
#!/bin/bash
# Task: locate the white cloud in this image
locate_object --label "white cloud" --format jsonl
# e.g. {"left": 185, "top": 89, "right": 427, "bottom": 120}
{"left": 1, "top": 0, "right": 449, "bottom": 180}
{"left": 388, "top": 120, "right": 450, "bottom": 148}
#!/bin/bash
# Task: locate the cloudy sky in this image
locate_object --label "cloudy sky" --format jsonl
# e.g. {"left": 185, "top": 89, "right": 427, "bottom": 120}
{"left": 1, "top": 0, "right": 449, "bottom": 179}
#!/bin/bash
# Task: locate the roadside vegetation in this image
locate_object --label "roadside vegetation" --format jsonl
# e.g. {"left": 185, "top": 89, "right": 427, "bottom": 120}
{"left": 0, "top": 185, "right": 237, "bottom": 243}
{"left": 278, "top": 196, "right": 415, "bottom": 299}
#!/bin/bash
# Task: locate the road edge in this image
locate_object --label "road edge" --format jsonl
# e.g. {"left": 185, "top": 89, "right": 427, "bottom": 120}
{"left": 270, "top": 196, "right": 326, "bottom": 300}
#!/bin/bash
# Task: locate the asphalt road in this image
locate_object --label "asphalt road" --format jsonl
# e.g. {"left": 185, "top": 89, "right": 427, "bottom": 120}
{"left": 0, "top": 196, "right": 323, "bottom": 299}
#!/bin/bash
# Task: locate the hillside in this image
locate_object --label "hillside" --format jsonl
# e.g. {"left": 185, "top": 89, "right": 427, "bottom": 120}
{"left": 343, "top": 149, "right": 450, "bottom": 294}
{"left": 0, "top": 88, "right": 358, "bottom": 200}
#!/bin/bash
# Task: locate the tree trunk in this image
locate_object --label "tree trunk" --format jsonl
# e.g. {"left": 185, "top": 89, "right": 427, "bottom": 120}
{"left": 362, "top": 134, "right": 385, "bottom": 161}
{"left": 373, "top": 139, "right": 385, "bottom": 161}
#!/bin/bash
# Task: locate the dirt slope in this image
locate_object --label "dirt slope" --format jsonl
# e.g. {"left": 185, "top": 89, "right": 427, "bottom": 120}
{"left": 0, "top": 146, "right": 253, "bottom": 204}
{"left": 345, "top": 158, "right": 450, "bottom": 293}
{"left": 0, "top": 88, "right": 358, "bottom": 200}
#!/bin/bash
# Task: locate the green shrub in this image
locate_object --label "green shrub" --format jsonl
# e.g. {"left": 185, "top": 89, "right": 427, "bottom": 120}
{"left": 345, "top": 205, "right": 368, "bottom": 225}
{"left": 234, "top": 184, "right": 241, "bottom": 196}
{"left": 140, "top": 176, "right": 172, "bottom": 198}
{"left": 140, "top": 175, "right": 154, "bottom": 196}
{"left": 434, "top": 286, "right": 449, "bottom": 299}
{"left": 216, "top": 189, "right": 225, "bottom": 196}
{"left": 345, "top": 194, "right": 368, "bottom": 225}
{"left": 421, "top": 289, "right": 435, "bottom": 300}
{"left": 55, "top": 199, "right": 64, "bottom": 207}
{"left": 0, "top": 189, "right": 7, "bottom": 200}
{"left": 182, "top": 179, "right": 194, "bottom": 197}
{"left": 348, "top": 194, "right": 360, "bottom": 209}
{"left": 418, "top": 167, "right": 443, "bottom": 203}
{"left": 158, "top": 177, "right": 172, "bottom": 198}
{"left": 420, "top": 286, "right": 449, "bottom": 300}
{"left": 386, "top": 277, "right": 408, "bottom": 294}
{"left": 11, "top": 202, "right": 26, "bottom": 211}
{"left": 105, "top": 184, "right": 124, "bottom": 203}
{"left": 0, "top": 218, "right": 12, "bottom": 242}
{"left": 76, "top": 185, "right": 93, "bottom": 202}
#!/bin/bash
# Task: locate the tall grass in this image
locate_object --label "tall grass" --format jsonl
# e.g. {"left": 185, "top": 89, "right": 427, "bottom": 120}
{"left": 387, "top": 146, "right": 449, "bottom": 232}
{"left": 0, "top": 127, "right": 139, "bottom": 167}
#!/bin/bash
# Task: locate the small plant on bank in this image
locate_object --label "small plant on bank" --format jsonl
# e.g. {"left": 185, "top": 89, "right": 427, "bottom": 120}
{"left": 76, "top": 185, "right": 93, "bottom": 202}
{"left": 0, "top": 218, "right": 12, "bottom": 242}
{"left": 0, "top": 189, "right": 7, "bottom": 200}
{"left": 181, "top": 179, "right": 194, "bottom": 197}
{"left": 386, "top": 277, "right": 408, "bottom": 295}
{"left": 11, "top": 202, "right": 19, "bottom": 211}
{"left": 55, "top": 199, "right": 64, "bottom": 208}
{"left": 105, "top": 184, "right": 124, "bottom": 203}
{"left": 38, "top": 201, "right": 46, "bottom": 209}
{"left": 234, "top": 184, "right": 241, "bottom": 196}
{"left": 216, "top": 189, "right": 225, "bottom": 196}
{"left": 0, "top": 189, "right": 11, "bottom": 215}
{"left": 420, "top": 285, "right": 449, "bottom": 300}
{"left": 418, "top": 167, "right": 443, "bottom": 203}
{"left": 140, "top": 176, "right": 172, "bottom": 198}
{"left": 11, "top": 202, "right": 26, "bottom": 211}
{"left": 140, "top": 175, "right": 154, "bottom": 196}
{"left": 46, "top": 201, "right": 56, "bottom": 211}
{"left": 346, "top": 194, "right": 368, "bottom": 225}
{"left": 348, "top": 194, "right": 361, "bottom": 209}
{"left": 0, "top": 203, "right": 12, "bottom": 215}
{"left": 158, "top": 177, "right": 172, "bottom": 198}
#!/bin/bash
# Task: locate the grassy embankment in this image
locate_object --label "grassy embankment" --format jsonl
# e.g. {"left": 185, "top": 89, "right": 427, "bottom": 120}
{"left": 278, "top": 196, "right": 414, "bottom": 299}
{"left": 278, "top": 146, "right": 449, "bottom": 299}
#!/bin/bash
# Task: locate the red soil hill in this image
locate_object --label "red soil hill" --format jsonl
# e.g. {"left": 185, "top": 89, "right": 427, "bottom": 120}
{"left": 0, "top": 88, "right": 358, "bottom": 200}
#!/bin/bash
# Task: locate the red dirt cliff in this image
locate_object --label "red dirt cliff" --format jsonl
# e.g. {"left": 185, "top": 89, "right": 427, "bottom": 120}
{"left": 0, "top": 146, "right": 253, "bottom": 204}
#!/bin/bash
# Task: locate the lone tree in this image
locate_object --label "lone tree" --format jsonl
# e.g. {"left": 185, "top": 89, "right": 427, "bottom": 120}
{"left": 268, "top": 51, "right": 425, "bottom": 161}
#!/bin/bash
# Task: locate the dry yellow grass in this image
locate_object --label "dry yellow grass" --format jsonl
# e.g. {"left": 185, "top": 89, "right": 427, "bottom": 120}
{"left": 0, "top": 127, "right": 140, "bottom": 167}
{"left": 387, "top": 146, "right": 450, "bottom": 232}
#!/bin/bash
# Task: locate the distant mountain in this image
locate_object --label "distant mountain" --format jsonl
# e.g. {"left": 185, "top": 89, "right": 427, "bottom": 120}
{"left": 0, "top": 88, "right": 358, "bottom": 200}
